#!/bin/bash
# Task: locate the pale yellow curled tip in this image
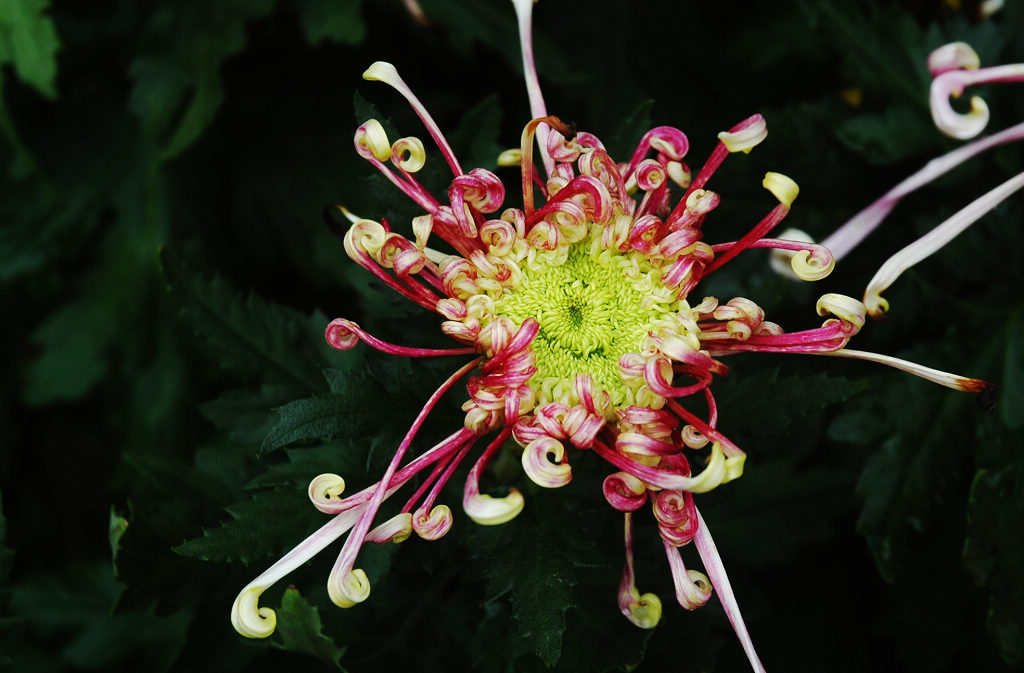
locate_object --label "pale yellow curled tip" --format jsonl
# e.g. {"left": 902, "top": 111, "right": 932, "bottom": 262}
{"left": 328, "top": 567, "right": 370, "bottom": 608}
{"left": 356, "top": 119, "right": 392, "bottom": 161}
{"left": 679, "top": 569, "right": 713, "bottom": 610}
{"left": 790, "top": 248, "right": 835, "bottom": 281}
{"left": 231, "top": 586, "right": 277, "bottom": 639}
{"left": 521, "top": 437, "right": 572, "bottom": 488}
{"left": 862, "top": 292, "right": 890, "bottom": 319}
{"left": 718, "top": 117, "right": 767, "bottom": 153}
{"left": 723, "top": 453, "right": 745, "bottom": 484}
{"left": 392, "top": 136, "right": 426, "bottom": 172}
{"left": 928, "top": 42, "right": 980, "bottom": 76}
{"left": 684, "top": 442, "right": 726, "bottom": 494}
{"left": 464, "top": 489, "right": 525, "bottom": 525}
{"left": 362, "top": 60, "right": 400, "bottom": 84}
{"left": 413, "top": 504, "right": 454, "bottom": 540}
{"left": 625, "top": 592, "right": 663, "bottom": 629}
{"left": 816, "top": 293, "right": 867, "bottom": 330}
{"left": 768, "top": 227, "right": 813, "bottom": 279}
{"left": 763, "top": 172, "right": 799, "bottom": 208}
{"left": 366, "top": 512, "right": 414, "bottom": 544}
{"left": 667, "top": 160, "right": 691, "bottom": 188}
{"left": 497, "top": 148, "right": 522, "bottom": 166}
{"left": 308, "top": 473, "right": 346, "bottom": 505}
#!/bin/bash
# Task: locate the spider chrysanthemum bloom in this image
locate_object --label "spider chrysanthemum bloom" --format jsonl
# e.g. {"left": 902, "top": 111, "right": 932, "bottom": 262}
{"left": 231, "top": 4, "right": 1000, "bottom": 671}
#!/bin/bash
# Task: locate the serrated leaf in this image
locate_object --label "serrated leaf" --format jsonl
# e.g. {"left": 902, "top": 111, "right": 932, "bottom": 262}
{"left": 0, "top": 0, "right": 60, "bottom": 99}
{"left": 299, "top": 0, "right": 365, "bottom": 46}
{"left": 174, "top": 487, "right": 321, "bottom": 564}
{"left": 246, "top": 444, "right": 363, "bottom": 488}
{"left": 474, "top": 502, "right": 579, "bottom": 666}
{"left": 261, "top": 374, "right": 389, "bottom": 453}
{"left": 274, "top": 587, "right": 347, "bottom": 669}
{"left": 160, "top": 247, "right": 326, "bottom": 393}
{"left": 200, "top": 385, "right": 297, "bottom": 445}
{"left": 853, "top": 381, "right": 972, "bottom": 581}
{"left": 964, "top": 464, "right": 1024, "bottom": 665}
{"left": 715, "top": 366, "right": 868, "bottom": 443}
{"left": 836, "top": 105, "right": 935, "bottom": 165}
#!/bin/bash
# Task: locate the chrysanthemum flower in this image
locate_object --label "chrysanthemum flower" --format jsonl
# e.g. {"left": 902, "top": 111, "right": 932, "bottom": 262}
{"left": 232, "top": 5, "right": 999, "bottom": 671}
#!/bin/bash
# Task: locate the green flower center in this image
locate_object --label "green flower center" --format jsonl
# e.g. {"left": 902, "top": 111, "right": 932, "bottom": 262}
{"left": 495, "top": 241, "right": 670, "bottom": 406}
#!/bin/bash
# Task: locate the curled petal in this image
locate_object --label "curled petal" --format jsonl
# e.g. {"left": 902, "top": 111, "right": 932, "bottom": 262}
{"left": 522, "top": 436, "right": 572, "bottom": 488}
{"left": 681, "top": 424, "right": 709, "bottom": 449}
{"left": 231, "top": 586, "right": 276, "bottom": 639}
{"left": 863, "top": 170, "right": 1024, "bottom": 317}
{"left": 763, "top": 172, "right": 799, "bottom": 208}
{"left": 391, "top": 136, "right": 426, "bottom": 172}
{"left": 413, "top": 504, "right": 453, "bottom": 540}
{"left": 788, "top": 244, "right": 835, "bottom": 281}
{"left": 354, "top": 119, "right": 392, "bottom": 161}
{"left": 498, "top": 148, "right": 522, "bottom": 167}
{"left": 616, "top": 431, "right": 678, "bottom": 458}
{"left": 363, "top": 61, "right": 463, "bottom": 175}
{"left": 664, "top": 539, "right": 712, "bottom": 610}
{"left": 366, "top": 512, "right": 413, "bottom": 544}
{"left": 931, "top": 73, "right": 990, "bottom": 140}
{"left": 622, "top": 590, "right": 662, "bottom": 629}
{"left": 815, "top": 293, "right": 867, "bottom": 330}
{"left": 463, "top": 489, "right": 525, "bottom": 525}
{"left": 928, "top": 41, "right": 980, "bottom": 76}
{"left": 635, "top": 159, "right": 666, "bottom": 191}
{"left": 309, "top": 473, "right": 346, "bottom": 511}
{"left": 327, "top": 567, "right": 371, "bottom": 608}
{"left": 648, "top": 126, "right": 689, "bottom": 160}
{"left": 676, "top": 568, "right": 713, "bottom": 610}
{"left": 717, "top": 114, "right": 767, "bottom": 154}
{"left": 667, "top": 160, "right": 691, "bottom": 188}
{"left": 343, "top": 219, "right": 388, "bottom": 259}
{"left": 603, "top": 471, "right": 649, "bottom": 511}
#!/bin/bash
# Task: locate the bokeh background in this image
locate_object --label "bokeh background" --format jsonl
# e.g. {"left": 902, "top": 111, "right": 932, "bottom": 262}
{"left": 2, "top": 0, "right": 1022, "bottom": 671}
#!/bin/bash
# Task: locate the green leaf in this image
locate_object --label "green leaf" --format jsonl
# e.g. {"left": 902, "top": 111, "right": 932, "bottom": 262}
{"left": 200, "top": 385, "right": 298, "bottom": 445}
{"left": 836, "top": 105, "right": 935, "bottom": 165}
{"left": 108, "top": 507, "right": 129, "bottom": 574}
{"left": 264, "top": 383, "right": 387, "bottom": 450}
{"left": 22, "top": 295, "right": 119, "bottom": 405}
{"left": 473, "top": 499, "right": 579, "bottom": 667}
{"left": 299, "top": 0, "right": 365, "bottom": 46}
{"left": 715, "top": 366, "right": 868, "bottom": 444}
{"left": 9, "top": 562, "right": 189, "bottom": 672}
{"left": 175, "top": 487, "right": 322, "bottom": 564}
{"left": 852, "top": 380, "right": 973, "bottom": 581}
{"left": 128, "top": 0, "right": 276, "bottom": 160}
{"left": 274, "top": 587, "right": 348, "bottom": 669}
{"left": 0, "top": 0, "right": 60, "bottom": 99}
{"left": 964, "top": 464, "right": 1024, "bottom": 665}
{"left": 447, "top": 93, "right": 504, "bottom": 170}
{"left": 160, "top": 247, "right": 327, "bottom": 394}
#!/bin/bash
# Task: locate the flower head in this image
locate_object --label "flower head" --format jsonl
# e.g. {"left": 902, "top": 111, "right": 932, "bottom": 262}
{"left": 231, "top": 5, "right": 998, "bottom": 671}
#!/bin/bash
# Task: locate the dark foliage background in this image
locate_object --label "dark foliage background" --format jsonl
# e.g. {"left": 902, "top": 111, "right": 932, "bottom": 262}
{"left": 2, "top": 0, "right": 1022, "bottom": 671}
